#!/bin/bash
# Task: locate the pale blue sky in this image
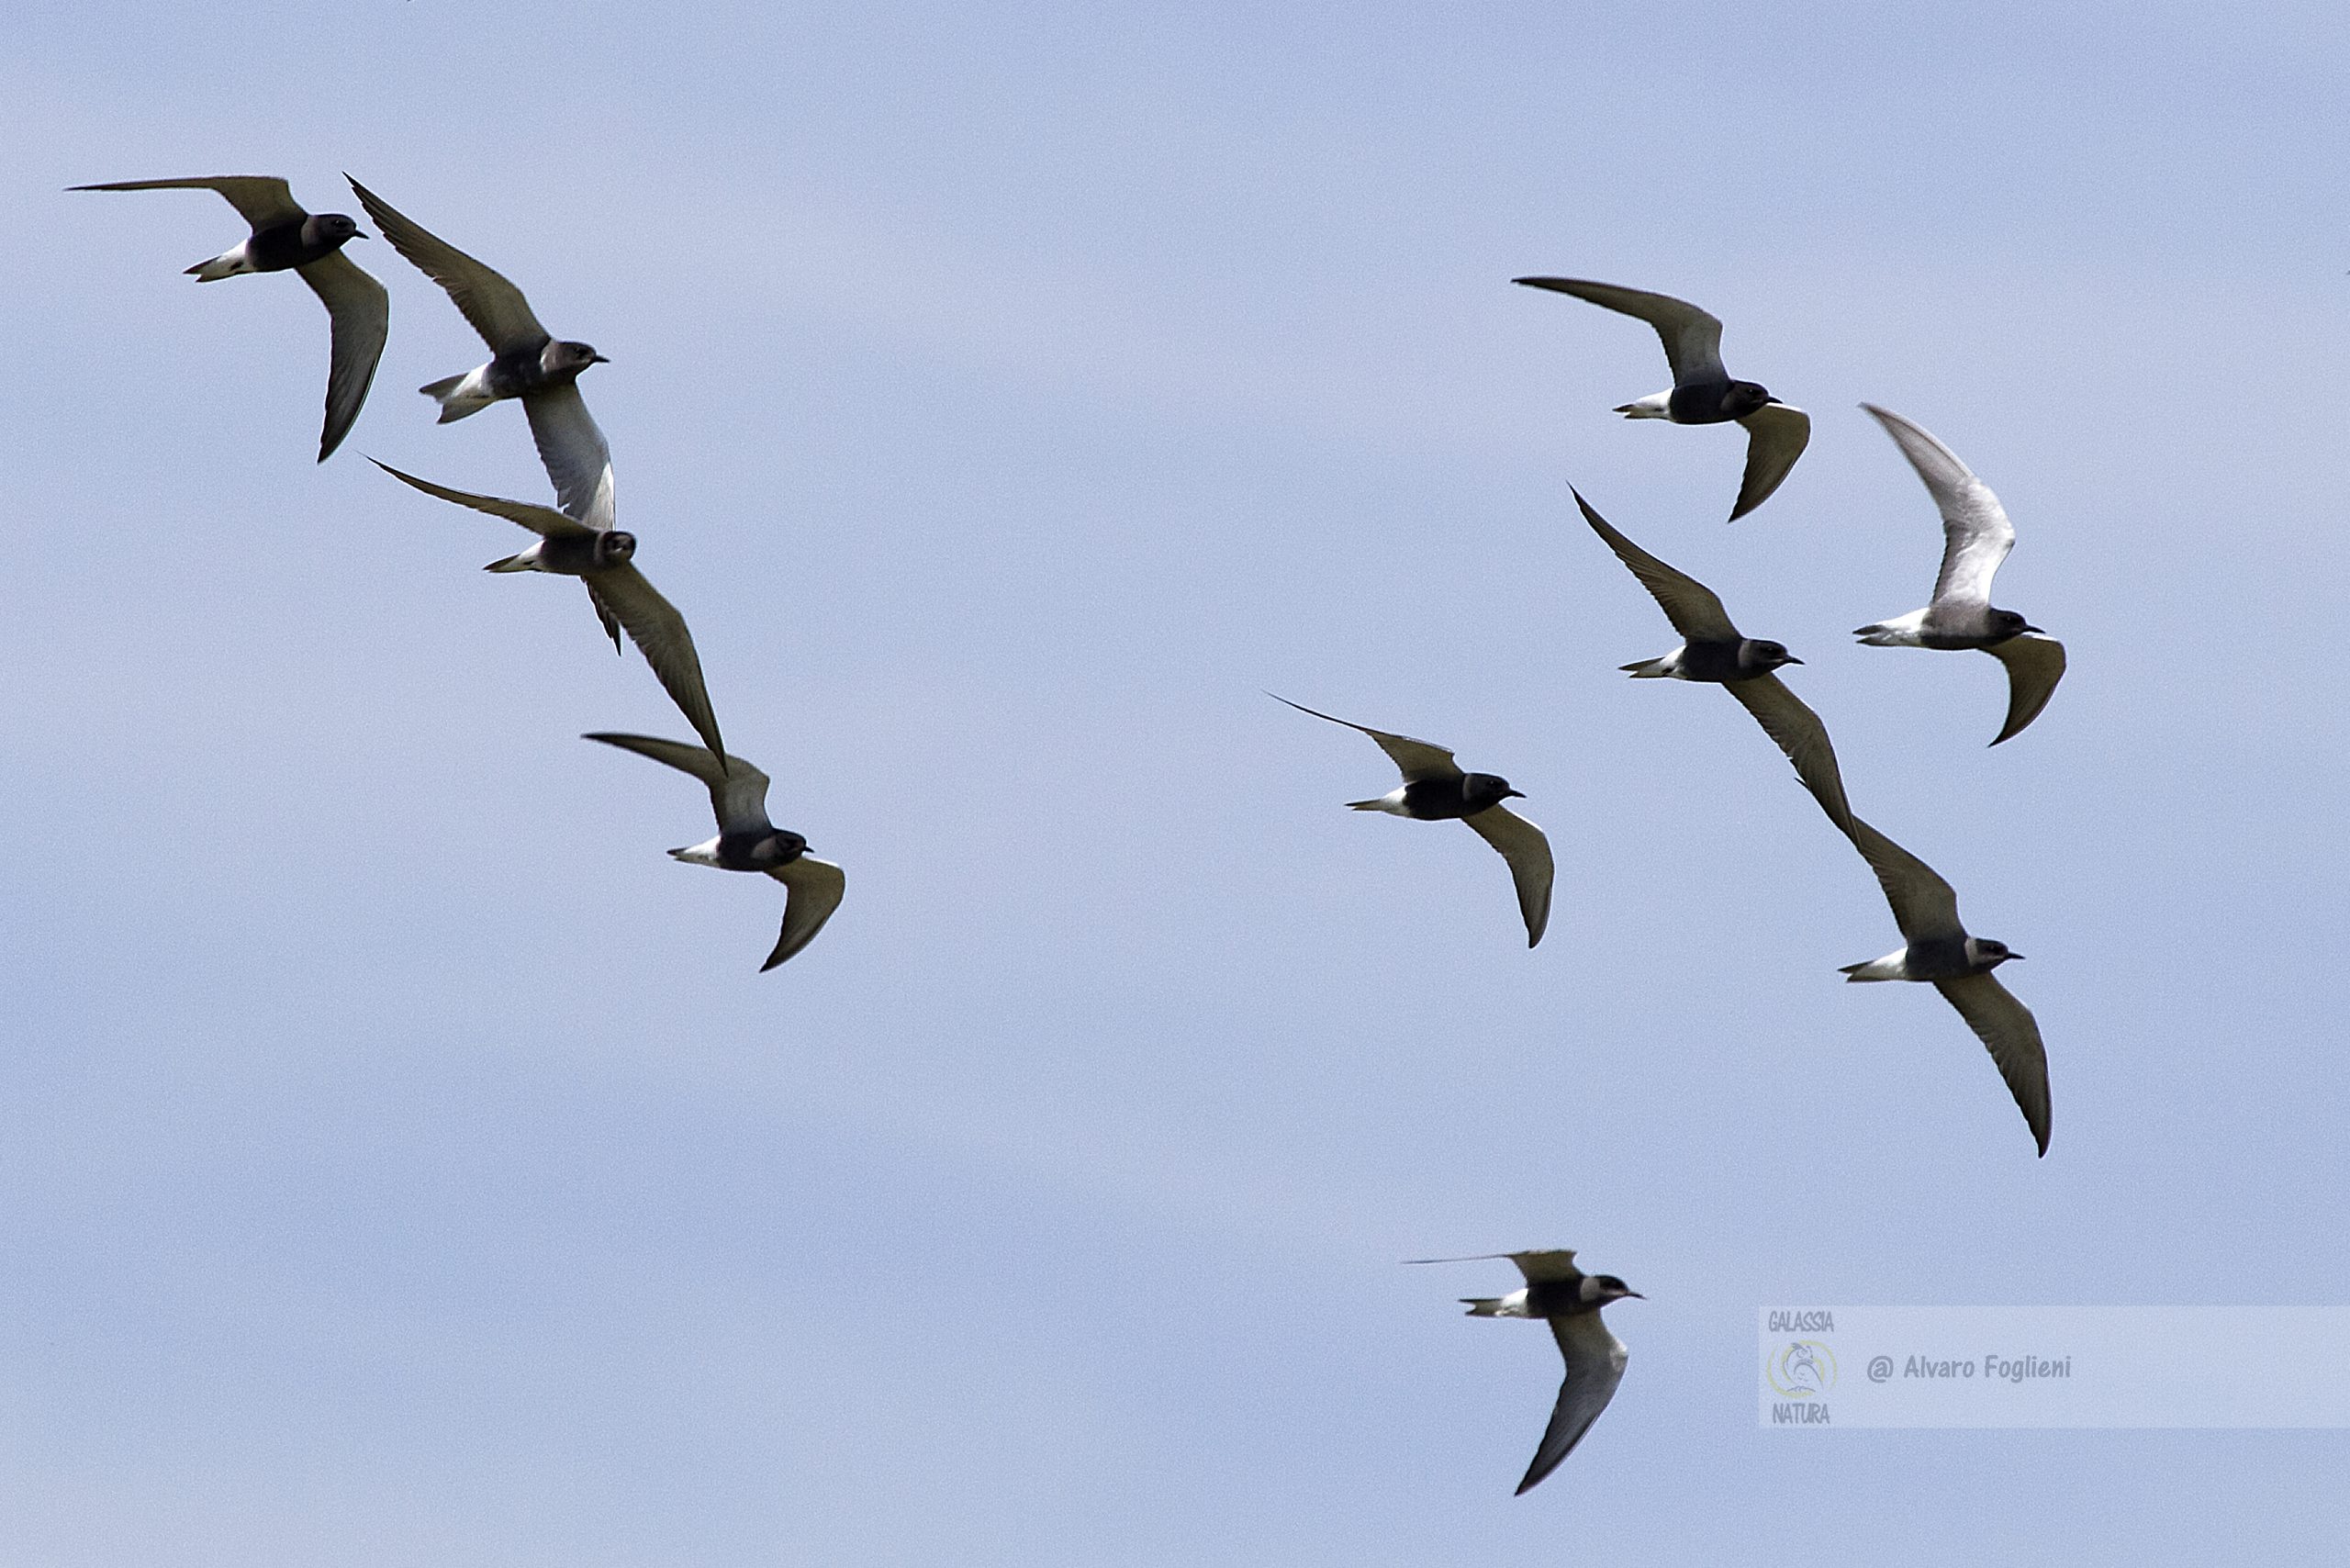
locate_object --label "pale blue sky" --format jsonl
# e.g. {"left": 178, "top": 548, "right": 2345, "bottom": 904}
{"left": 6, "top": 3, "right": 2348, "bottom": 1562}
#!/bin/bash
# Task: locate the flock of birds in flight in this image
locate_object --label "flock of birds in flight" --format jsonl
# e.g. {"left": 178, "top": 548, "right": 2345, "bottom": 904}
{"left": 72, "top": 173, "right": 2069, "bottom": 1495}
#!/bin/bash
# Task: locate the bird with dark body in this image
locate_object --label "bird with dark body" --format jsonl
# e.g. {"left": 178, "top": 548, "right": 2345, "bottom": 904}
{"left": 1272, "top": 695, "right": 1555, "bottom": 947}
{"left": 1407, "top": 1249, "right": 1641, "bottom": 1495}
{"left": 1836, "top": 813, "right": 2052, "bottom": 1156}
{"left": 1574, "top": 488, "right": 1854, "bottom": 835}
{"left": 70, "top": 175, "right": 388, "bottom": 462}
{"left": 1852, "top": 403, "right": 2066, "bottom": 745}
{"left": 345, "top": 176, "right": 615, "bottom": 527}
{"left": 1516, "top": 276, "right": 1811, "bottom": 521}
{"left": 371, "top": 460, "right": 728, "bottom": 768}
{"left": 584, "top": 734, "right": 845, "bottom": 972}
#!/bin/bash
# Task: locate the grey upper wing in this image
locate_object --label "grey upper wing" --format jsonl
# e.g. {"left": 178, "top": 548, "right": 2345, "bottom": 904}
{"left": 344, "top": 176, "right": 548, "bottom": 352}
{"left": 583, "top": 732, "right": 768, "bottom": 829}
{"left": 1518, "top": 1311, "right": 1628, "bottom": 1495}
{"left": 1399, "top": 1250, "right": 1579, "bottom": 1278}
{"left": 297, "top": 252, "right": 387, "bottom": 462}
{"left": 522, "top": 382, "right": 616, "bottom": 528}
{"left": 582, "top": 566, "right": 728, "bottom": 767}
{"left": 1507, "top": 1249, "right": 1584, "bottom": 1284}
{"left": 1984, "top": 634, "right": 2065, "bottom": 745}
{"left": 369, "top": 459, "right": 592, "bottom": 541}
{"left": 1725, "top": 673, "right": 1854, "bottom": 835}
{"left": 1731, "top": 403, "right": 1811, "bottom": 521}
{"left": 1843, "top": 816, "right": 1964, "bottom": 945}
{"left": 1932, "top": 973, "right": 2052, "bottom": 1156}
{"left": 1572, "top": 488, "right": 1740, "bottom": 640}
{"left": 1861, "top": 405, "right": 2014, "bottom": 607}
{"left": 1514, "top": 276, "right": 1726, "bottom": 385}
{"left": 761, "top": 856, "right": 847, "bottom": 970}
{"left": 1464, "top": 803, "right": 1555, "bottom": 948}
{"left": 73, "top": 175, "right": 304, "bottom": 230}
{"left": 1270, "top": 694, "right": 1461, "bottom": 783}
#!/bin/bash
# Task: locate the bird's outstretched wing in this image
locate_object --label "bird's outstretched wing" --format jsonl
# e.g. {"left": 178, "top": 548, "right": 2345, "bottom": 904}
{"left": 583, "top": 734, "right": 771, "bottom": 834}
{"left": 1519, "top": 1310, "right": 1628, "bottom": 1495}
{"left": 762, "top": 856, "right": 846, "bottom": 970}
{"left": 73, "top": 175, "right": 305, "bottom": 230}
{"left": 1732, "top": 403, "right": 1810, "bottom": 521}
{"left": 1843, "top": 816, "right": 1964, "bottom": 945}
{"left": 1985, "top": 634, "right": 2065, "bottom": 745}
{"left": 1572, "top": 489, "right": 1740, "bottom": 641}
{"left": 1515, "top": 276, "right": 1726, "bottom": 386}
{"left": 1932, "top": 972, "right": 2052, "bottom": 1156}
{"left": 522, "top": 382, "right": 615, "bottom": 528}
{"left": 369, "top": 459, "right": 595, "bottom": 541}
{"left": 297, "top": 252, "right": 387, "bottom": 462}
{"left": 1725, "top": 674, "right": 1853, "bottom": 835}
{"left": 1861, "top": 403, "right": 2014, "bottom": 608}
{"left": 582, "top": 567, "right": 728, "bottom": 766}
{"left": 1464, "top": 803, "right": 1554, "bottom": 948}
{"left": 1270, "top": 694, "right": 1461, "bottom": 783}
{"left": 345, "top": 175, "right": 548, "bottom": 352}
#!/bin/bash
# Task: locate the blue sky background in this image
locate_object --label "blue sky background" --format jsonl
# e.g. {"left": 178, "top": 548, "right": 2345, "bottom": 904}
{"left": 6, "top": 2, "right": 2348, "bottom": 1562}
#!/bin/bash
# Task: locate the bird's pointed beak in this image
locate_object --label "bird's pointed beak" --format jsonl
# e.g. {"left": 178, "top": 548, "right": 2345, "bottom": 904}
{"left": 590, "top": 353, "right": 611, "bottom": 364}
{"left": 1505, "top": 788, "right": 1526, "bottom": 800}
{"left": 352, "top": 228, "right": 371, "bottom": 240}
{"left": 1626, "top": 1290, "right": 1647, "bottom": 1299}
{"left": 1783, "top": 655, "right": 1805, "bottom": 666}
{"left": 2009, "top": 953, "right": 2026, "bottom": 960}
{"left": 2021, "top": 623, "right": 2044, "bottom": 634}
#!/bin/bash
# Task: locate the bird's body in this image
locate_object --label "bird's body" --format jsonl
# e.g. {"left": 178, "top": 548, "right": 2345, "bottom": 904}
{"left": 1275, "top": 695, "right": 1554, "bottom": 947}
{"left": 420, "top": 339, "right": 610, "bottom": 425}
{"left": 1409, "top": 1249, "right": 1639, "bottom": 1495}
{"left": 1574, "top": 489, "right": 1853, "bottom": 835}
{"left": 585, "top": 733, "right": 845, "bottom": 971}
{"left": 1618, "top": 637, "right": 1798, "bottom": 684}
{"left": 1518, "top": 276, "right": 1810, "bottom": 521}
{"left": 72, "top": 175, "right": 387, "bottom": 462}
{"left": 185, "top": 211, "right": 362, "bottom": 280}
{"left": 346, "top": 177, "right": 614, "bottom": 527}
{"left": 1853, "top": 403, "right": 2065, "bottom": 744}
{"left": 1836, "top": 813, "right": 2050, "bottom": 1155}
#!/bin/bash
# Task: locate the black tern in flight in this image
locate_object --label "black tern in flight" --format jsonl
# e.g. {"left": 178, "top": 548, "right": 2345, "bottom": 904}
{"left": 1516, "top": 276, "right": 1810, "bottom": 521}
{"left": 1854, "top": 403, "right": 2066, "bottom": 745}
{"left": 1406, "top": 1249, "right": 1640, "bottom": 1495}
{"left": 1838, "top": 813, "right": 2051, "bottom": 1156}
{"left": 373, "top": 461, "right": 725, "bottom": 766}
{"left": 584, "top": 734, "right": 845, "bottom": 971}
{"left": 1273, "top": 695, "right": 1553, "bottom": 947}
{"left": 72, "top": 175, "right": 387, "bottom": 462}
{"left": 1574, "top": 489, "right": 1852, "bottom": 834}
{"left": 345, "top": 177, "right": 613, "bottom": 527}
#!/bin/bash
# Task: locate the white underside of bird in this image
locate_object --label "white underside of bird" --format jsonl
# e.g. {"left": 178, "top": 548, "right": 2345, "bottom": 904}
{"left": 1852, "top": 608, "right": 1932, "bottom": 645}
{"left": 1840, "top": 946, "right": 1915, "bottom": 980}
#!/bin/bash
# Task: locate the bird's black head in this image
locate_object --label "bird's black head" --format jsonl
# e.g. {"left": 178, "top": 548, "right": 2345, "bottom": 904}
{"left": 1462, "top": 773, "right": 1524, "bottom": 810}
{"left": 1584, "top": 1274, "right": 1644, "bottom": 1303}
{"left": 1723, "top": 380, "right": 1775, "bottom": 418}
{"left": 762, "top": 830, "right": 810, "bottom": 865}
{"left": 1742, "top": 639, "right": 1802, "bottom": 671}
{"left": 305, "top": 212, "right": 365, "bottom": 250}
{"left": 546, "top": 341, "right": 610, "bottom": 377}
{"left": 1969, "top": 937, "right": 2020, "bottom": 970}
{"left": 1990, "top": 609, "right": 2037, "bottom": 638}
{"left": 596, "top": 531, "right": 637, "bottom": 566}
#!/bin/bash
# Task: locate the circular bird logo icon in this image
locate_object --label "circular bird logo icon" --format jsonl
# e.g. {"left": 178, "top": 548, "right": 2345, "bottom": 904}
{"left": 1768, "top": 1339, "right": 1838, "bottom": 1398}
